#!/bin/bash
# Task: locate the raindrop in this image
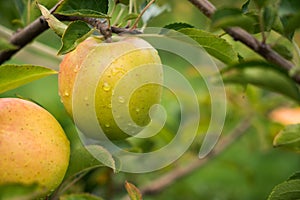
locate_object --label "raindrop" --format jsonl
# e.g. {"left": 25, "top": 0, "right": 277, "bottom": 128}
{"left": 118, "top": 96, "right": 125, "bottom": 103}
{"left": 64, "top": 91, "right": 69, "bottom": 97}
{"left": 102, "top": 82, "right": 111, "bottom": 91}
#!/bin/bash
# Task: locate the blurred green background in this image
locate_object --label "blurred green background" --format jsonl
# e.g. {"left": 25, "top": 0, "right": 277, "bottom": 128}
{"left": 1, "top": 0, "right": 300, "bottom": 199}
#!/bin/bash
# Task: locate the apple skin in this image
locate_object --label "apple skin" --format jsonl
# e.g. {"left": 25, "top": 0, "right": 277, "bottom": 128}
{"left": 59, "top": 36, "right": 163, "bottom": 140}
{"left": 0, "top": 98, "right": 70, "bottom": 194}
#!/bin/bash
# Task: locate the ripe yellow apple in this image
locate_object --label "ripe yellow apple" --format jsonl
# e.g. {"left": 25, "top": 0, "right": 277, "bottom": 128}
{"left": 0, "top": 98, "right": 70, "bottom": 194}
{"left": 59, "top": 36, "right": 163, "bottom": 140}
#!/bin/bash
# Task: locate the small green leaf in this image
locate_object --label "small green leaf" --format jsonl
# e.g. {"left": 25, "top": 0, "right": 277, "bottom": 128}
{"left": 164, "top": 22, "right": 194, "bottom": 31}
{"left": 273, "top": 124, "right": 300, "bottom": 152}
{"left": 263, "top": 5, "right": 278, "bottom": 32}
{"left": 0, "top": 183, "right": 47, "bottom": 200}
{"left": 284, "top": 13, "right": 300, "bottom": 37}
{"left": 122, "top": 13, "right": 139, "bottom": 22}
{"left": 0, "top": 38, "right": 17, "bottom": 51}
{"left": 222, "top": 61, "right": 300, "bottom": 102}
{"left": 58, "top": 21, "right": 93, "bottom": 55}
{"left": 55, "top": 0, "right": 109, "bottom": 18}
{"left": 211, "top": 8, "right": 256, "bottom": 32}
{"left": 0, "top": 64, "right": 57, "bottom": 94}
{"left": 60, "top": 193, "right": 103, "bottom": 200}
{"left": 179, "top": 28, "right": 238, "bottom": 64}
{"left": 125, "top": 181, "right": 143, "bottom": 200}
{"left": 63, "top": 126, "right": 116, "bottom": 180}
{"left": 37, "top": 3, "right": 67, "bottom": 37}
{"left": 242, "top": 0, "right": 251, "bottom": 13}
{"left": 268, "top": 172, "right": 300, "bottom": 200}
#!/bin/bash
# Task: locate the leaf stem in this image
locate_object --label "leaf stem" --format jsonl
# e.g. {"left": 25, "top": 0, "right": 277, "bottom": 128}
{"left": 130, "top": 0, "right": 156, "bottom": 30}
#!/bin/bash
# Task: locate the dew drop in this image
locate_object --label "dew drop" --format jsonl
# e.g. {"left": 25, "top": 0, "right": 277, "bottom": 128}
{"left": 118, "top": 96, "right": 125, "bottom": 103}
{"left": 102, "top": 82, "right": 111, "bottom": 91}
{"left": 64, "top": 91, "right": 69, "bottom": 97}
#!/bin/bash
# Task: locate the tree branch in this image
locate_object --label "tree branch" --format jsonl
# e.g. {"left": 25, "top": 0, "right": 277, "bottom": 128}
{"left": 139, "top": 117, "right": 251, "bottom": 196}
{"left": 0, "top": 5, "right": 141, "bottom": 65}
{"left": 188, "top": 0, "right": 300, "bottom": 83}
{"left": 0, "top": 16, "right": 49, "bottom": 64}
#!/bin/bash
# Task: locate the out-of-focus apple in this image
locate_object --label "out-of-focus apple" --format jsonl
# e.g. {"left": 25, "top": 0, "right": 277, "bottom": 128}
{"left": 0, "top": 98, "right": 70, "bottom": 194}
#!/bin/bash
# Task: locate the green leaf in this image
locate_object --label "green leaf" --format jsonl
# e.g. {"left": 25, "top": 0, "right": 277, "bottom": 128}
{"left": 278, "top": 0, "right": 300, "bottom": 39}
{"left": 122, "top": 13, "right": 139, "bottom": 22}
{"left": 268, "top": 172, "right": 300, "bottom": 200}
{"left": 63, "top": 125, "right": 116, "bottom": 180}
{"left": 263, "top": 5, "right": 278, "bottom": 32}
{"left": 37, "top": 3, "right": 67, "bottom": 37}
{"left": 0, "top": 183, "right": 47, "bottom": 200}
{"left": 0, "top": 38, "right": 17, "bottom": 51}
{"left": 164, "top": 22, "right": 194, "bottom": 31}
{"left": 222, "top": 61, "right": 300, "bottom": 102}
{"left": 284, "top": 13, "right": 300, "bottom": 37}
{"left": 58, "top": 21, "right": 93, "bottom": 55}
{"left": 242, "top": 0, "right": 251, "bottom": 13}
{"left": 60, "top": 193, "right": 103, "bottom": 200}
{"left": 55, "top": 0, "right": 109, "bottom": 18}
{"left": 211, "top": 8, "right": 256, "bottom": 32}
{"left": 125, "top": 181, "right": 143, "bottom": 200}
{"left": 273, "top": 124, "right": 300, "bottom": 152}
{"left": 179, "top": 28, "right": 238, "bottom": 64}
{"left": 0, "top": 64, "right": 57, "bottom": 94}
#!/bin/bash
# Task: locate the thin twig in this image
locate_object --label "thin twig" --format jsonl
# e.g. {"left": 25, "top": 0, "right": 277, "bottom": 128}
{"left": 188, "top": 0, "right": 300, "bottom": 83}
{"left": 130, "top": 0, "right": 156, "bottom": 30}
{"left": 138, "top": 118, "right": 251, "bottom": 196}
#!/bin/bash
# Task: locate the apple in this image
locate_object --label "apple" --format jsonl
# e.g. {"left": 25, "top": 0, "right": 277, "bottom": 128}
{"left": 59, "top": 36, "right": 163, "bottom": 140}
{"left": 0, "top": 98, "right": 70, "bottom": 194}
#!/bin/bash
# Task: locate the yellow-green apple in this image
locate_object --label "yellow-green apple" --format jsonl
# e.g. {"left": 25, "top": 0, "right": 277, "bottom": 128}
{"left": 0, "top": 98, "right": 70, "bottom": 194}
{"left": 59, "top": 36, "right": 162, "bottom": 140}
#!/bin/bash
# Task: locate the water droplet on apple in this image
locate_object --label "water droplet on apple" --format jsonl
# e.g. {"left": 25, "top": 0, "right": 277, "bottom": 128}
{"left": 63, "top": 91, "right": 69, "bottom": 97}
{"left": 102, "top": 82, "right": 111, "bottom": 91}
{"left": 118, "top": 96, "right": 125, "bottom": 103}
